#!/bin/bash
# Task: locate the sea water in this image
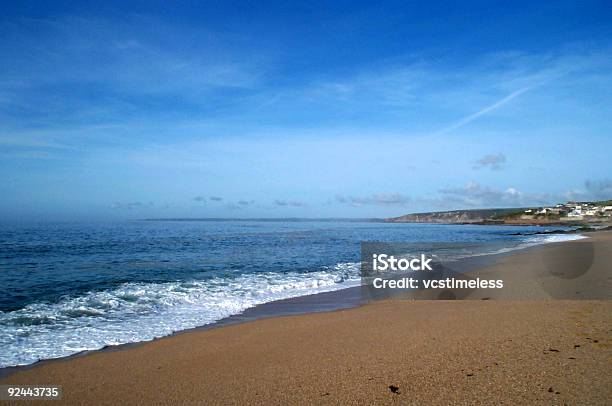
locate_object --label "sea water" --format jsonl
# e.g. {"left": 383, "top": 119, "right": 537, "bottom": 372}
{"left": 0, "top": 220, "right": 583, "bottom": 367}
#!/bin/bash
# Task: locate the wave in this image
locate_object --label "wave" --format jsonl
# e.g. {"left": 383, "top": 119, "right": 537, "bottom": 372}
{"left": 537, "top": 233, "right": 588, "bottom": 243}
{"left": 450, "top": 233, "right": 587, "bottom": 260}
{"left": 494, "top": 233, "right": 587, "bottom": 254}
{"left": 0, "top": 263, "right": 360, "bottom": 368}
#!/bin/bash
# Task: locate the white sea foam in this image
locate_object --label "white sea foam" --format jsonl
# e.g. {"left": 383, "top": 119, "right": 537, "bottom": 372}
{"left": 538, "top": 233, "right": 588, "bottom": 243}
{"left": 0, "top": 262, "right": 360, "bottom": 368}
{"left": 502, "top": 233, "right": 587, "bottom": 253}
{"left": 456, "top": 233, "right": 587, "bottom": 259}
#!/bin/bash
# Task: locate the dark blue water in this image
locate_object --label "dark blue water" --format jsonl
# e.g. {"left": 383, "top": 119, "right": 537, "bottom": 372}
{"left": 0, "top": 220, "right": 578, "bottom": 367}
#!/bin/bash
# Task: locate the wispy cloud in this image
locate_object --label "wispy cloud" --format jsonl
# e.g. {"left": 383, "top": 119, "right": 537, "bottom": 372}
{"left": 110, "top": 201, "right": 154, "bottom": 210}
{"left": 274, "top": 199, "right": 306, "bottom": 207}
{"left": 0, "top": 135, "right": 69, "bottom": 149}
{"left": 473, "top": 153, "right": 507, "bottom": 171}
{"left": 437, "top": 87, "right": 531, "bottom": 134}
{"left": 335, "top": 193, "right": 412, "bottom": 207}
{"left": 335, "top": 182, "right": 558, "bottom": 211}
{"left": 564, "top": 178, "right": 612, "bottom": 202}
{"left": 585, "top": 179, "right": 612, "bottom": 200}
{"left": 0, "top": 15, "right": 266, "bottom": 133}
{"left": 435, "top": 182, "right": 550, "bottom": 208}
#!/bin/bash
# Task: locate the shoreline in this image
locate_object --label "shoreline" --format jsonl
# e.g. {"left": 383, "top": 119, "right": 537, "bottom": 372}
{"left": 0, "top": 232, "right": 591, "bottom": 377}
{"left": 1, "top": 231, "right": 610, "bottom": 404}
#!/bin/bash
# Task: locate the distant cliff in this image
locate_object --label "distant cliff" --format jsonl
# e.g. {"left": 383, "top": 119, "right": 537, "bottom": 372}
{"left": 387, "top": 200, "right": 612, "bottom": 225}
{"left": 386, "top": 208, "right": 525, "bottom": 224}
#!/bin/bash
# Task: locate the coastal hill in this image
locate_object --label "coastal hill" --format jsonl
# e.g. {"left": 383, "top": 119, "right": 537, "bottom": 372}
{"left": 386, "top": 200, "right": 612, "bottom": 225}
{"left": 386, "top": 208, "right": 524, "bottom": 224}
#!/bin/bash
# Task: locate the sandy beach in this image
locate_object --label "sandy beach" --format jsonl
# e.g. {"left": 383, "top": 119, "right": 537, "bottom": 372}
{"left": 1, "top": 231, "right": 611, "bottom": 405}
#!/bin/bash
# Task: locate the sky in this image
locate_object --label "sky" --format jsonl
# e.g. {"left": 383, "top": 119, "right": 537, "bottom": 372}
{"left": 1, "top": 1, "right": 611, "bottom": 221}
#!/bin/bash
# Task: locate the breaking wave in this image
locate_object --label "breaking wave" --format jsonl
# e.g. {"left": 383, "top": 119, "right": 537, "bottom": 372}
{"left": 0, "top": 262, "right": 360, "bottom": 368}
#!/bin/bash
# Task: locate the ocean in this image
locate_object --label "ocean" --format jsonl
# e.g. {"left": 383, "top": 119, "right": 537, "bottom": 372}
{"left": 0, "top": 220, "right": 582, "bottom": 368}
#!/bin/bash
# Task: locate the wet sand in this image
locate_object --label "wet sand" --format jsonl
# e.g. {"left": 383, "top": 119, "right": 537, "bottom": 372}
{"left": 1, "top": 232, "right": 611, "bottom": 405}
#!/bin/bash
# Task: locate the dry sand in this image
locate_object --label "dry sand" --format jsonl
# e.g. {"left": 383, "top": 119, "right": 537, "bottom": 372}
{"left": 1, "top": 232, "right": 611, "bottom": 405}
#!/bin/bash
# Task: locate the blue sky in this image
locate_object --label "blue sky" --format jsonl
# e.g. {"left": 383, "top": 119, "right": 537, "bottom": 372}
{"left": 1, "top": 1, "right": 611, "bottom": 220}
